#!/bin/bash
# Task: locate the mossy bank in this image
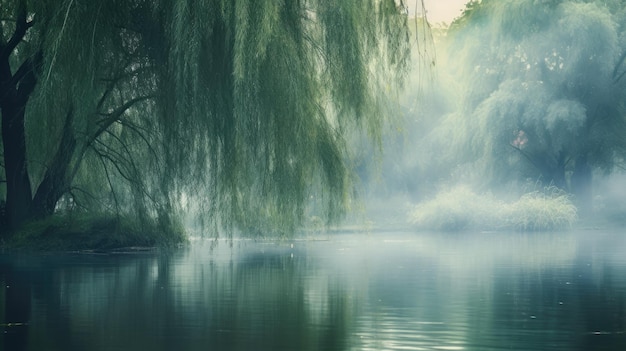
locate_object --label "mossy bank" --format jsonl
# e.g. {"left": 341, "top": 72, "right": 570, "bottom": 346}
{"left": 2, "top": 214, "right": 187, "bottom": 252}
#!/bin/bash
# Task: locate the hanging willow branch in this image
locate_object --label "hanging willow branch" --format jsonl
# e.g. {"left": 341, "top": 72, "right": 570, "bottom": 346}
{"left": 1, "top": 0, "right": 418, "bottom": 234}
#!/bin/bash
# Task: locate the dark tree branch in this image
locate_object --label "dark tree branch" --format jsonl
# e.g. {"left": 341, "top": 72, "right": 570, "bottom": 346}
{"left": 95, "top": 150, "right": 122, "bottom": 215}
{"left": 91, "top": 94, "right": 156, "bottom": 142}
{"left": 11, "top": 49, "right": 41, "bottom": 85}
{"left": 92, "top": 139, "right": 135, "bottom": 181}
{"left": 92, "top": 132, "right": 157, "bottom": 205}
{"left": 63, "top": 185, "right": 102, "bottom": 213}
{"left": 95, "top": 60, "right": 153, "bottom": 111}
{"left": 116, "top": 118, "right": 160, "bottom": 161}
{"left": 612, "top": 50, "right": 626, "bottom": 83}
{"left": 614, "top": 70, "right": 626, "bottom": 85}
{"left": 69, "top": 185, "right": 97, "bottom": 200}
{"left": 509, "top": 143, "right": 542, "bottom": 172}
{"left": 69, "top": 91, "right": 155, "bottom": 185}
{"left": 15, "top": 50, "right": 43, "bottom": 106}
{"left": 93, "top": 139, "right": 157, "bottom": 208}
{"left": 0, "top": 0, "right": 34, "bottom": 61}
{"left": 97, "top": 76, "right": 127, "bottom": 112}
{"left": 31, "top": 106, "right": 78, "bottom": 217}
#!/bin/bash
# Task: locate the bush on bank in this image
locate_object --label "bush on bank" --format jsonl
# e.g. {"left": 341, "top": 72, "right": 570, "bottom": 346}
{"left": 3, "top": 214, "right": 186, "bottom": 251}
{"left": 408, "top": 185, "right": 577, "bottom": 231}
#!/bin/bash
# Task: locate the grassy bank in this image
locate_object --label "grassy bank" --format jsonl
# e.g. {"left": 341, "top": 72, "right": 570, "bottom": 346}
{"left": 408, "top": 185, "right": 578, "bottom": 232}
{"left": 3, "top": 214, "right": 187, "bottom": 252}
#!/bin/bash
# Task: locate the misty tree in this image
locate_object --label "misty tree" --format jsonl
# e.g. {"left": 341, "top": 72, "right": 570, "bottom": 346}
{"left": 0, "top": 0, "right": 412, "bottom": 236}
{"left": 440, "top": 0, "right": 626, "bottom": 211}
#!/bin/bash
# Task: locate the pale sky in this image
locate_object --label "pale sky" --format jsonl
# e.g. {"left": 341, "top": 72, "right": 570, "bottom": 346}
{"left": 407, "top": 0, "right": 469, "bottom": 24}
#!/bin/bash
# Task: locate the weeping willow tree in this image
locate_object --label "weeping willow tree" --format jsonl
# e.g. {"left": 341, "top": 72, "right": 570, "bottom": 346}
{"left": 0, "top": 0, "right": 413, "bottom": 238}
{"left": 425, "top": 0, "right": 626, "bottom": 214}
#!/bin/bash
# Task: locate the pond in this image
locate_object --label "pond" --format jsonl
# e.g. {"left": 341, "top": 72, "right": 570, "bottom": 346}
{"left": 2, "top": 230, "right": 626, "bottom": 351}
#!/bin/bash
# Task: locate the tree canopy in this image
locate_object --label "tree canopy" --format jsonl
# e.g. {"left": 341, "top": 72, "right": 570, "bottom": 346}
{"left": 409, "top": 0, "right": 626, "bottom": 210}
{"left": 0, "top": 0, "right": 412, "bottom": 237}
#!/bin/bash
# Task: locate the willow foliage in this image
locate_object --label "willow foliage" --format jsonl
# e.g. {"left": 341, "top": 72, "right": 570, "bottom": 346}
{"left": 439, "top": 0, "right": 626, "bottom": 194}
{"left": 1, "top": 0, "right": 411, "bottom": 235}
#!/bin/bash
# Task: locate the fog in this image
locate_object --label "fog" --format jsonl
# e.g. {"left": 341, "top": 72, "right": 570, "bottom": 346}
{"left": 358, "top": 0, "right": 626, "bottom": 230}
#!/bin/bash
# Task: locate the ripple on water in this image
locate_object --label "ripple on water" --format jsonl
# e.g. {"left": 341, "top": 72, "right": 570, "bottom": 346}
{"left": 353, "top": 311, "right": 467, "bottom": 351}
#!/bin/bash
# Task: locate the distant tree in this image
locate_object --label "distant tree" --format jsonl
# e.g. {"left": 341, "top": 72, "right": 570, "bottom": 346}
{"left": 440, "top": 0, "right": 626, "bottom": 212}
{"left": 0, "top": 0, "right": 412, "bottom": 237}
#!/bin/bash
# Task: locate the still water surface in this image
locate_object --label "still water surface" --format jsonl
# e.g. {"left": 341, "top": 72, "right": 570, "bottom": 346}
{"left": 2, "top": 230, "right": 626, "bottom": 350}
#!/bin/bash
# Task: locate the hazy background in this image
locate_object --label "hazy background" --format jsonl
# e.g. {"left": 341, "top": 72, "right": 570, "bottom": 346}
{"left": 358, "top": 0, "right": 626, "bottom": 230}
{"left": 407, "top": 0, "right": 468, "bottom": 24}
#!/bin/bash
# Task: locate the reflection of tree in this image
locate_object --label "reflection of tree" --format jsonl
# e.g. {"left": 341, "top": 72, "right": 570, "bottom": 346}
{"left": 574, "top": 242, "right": 626, "bottom": 350}
{"left": 231, "top": 252, "right": 354, "bottom": 351}
{"left": 484, "top": 266, "right": 584, "bottom": 349}
{"left": 0, "top": 245, "right": 356, "bottom": 351}
{"left": 1, "top": 255, "right": 97, "bottom": 351}
{"left": 578, "top": 269, "right": 626, "bottom": 350}
{"left": 1, "top": 259, "right": 31, "bottom": 351}
{"left": 5, "top": 234, "right": 626, "bottom": 350}
{"left": 456, "top": 233, "right": 626, "bottom": 351}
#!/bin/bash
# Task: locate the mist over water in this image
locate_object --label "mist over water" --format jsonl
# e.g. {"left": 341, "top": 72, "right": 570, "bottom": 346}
{"left": 3, "top": 230, "right": 626, "bottom": 351}
{"left": 3, "top": 2, "right": 626, "bottom": 351}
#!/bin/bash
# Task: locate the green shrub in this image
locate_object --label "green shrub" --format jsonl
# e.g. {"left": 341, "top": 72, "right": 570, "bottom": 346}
{"left": 408, "top": 186, "right": 503, "bottom": 231}
{"left": 408, "top": 185, "right": 577, "bottom": 232}
{"left": 503, "top": 187, "right": 578, "bottom": 231}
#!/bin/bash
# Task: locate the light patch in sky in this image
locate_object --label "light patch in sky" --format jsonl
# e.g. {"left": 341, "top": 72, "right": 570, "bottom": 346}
{"left": 406, "top": 0, "right": 469, "bottom": 24}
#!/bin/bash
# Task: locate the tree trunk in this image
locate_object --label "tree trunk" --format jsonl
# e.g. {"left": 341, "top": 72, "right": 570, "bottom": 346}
{"left": 1, "top": 103, "right": 33, "bottom": 230}
{"left": 32, "top": 109, "right": 77, "bottom": 218}
{"left": 0, "top": 1, "right": 39, "bottom": 233}
{"left": 1, "top": 45, "right": 41, "bottom": 234}
{"left": 533, "top": 151, "right": 568, "bottom": 190}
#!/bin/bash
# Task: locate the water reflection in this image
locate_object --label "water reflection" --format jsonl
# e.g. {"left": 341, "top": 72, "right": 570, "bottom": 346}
{"left": 2, "top": 230, "right": 626, "bottom": 350}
